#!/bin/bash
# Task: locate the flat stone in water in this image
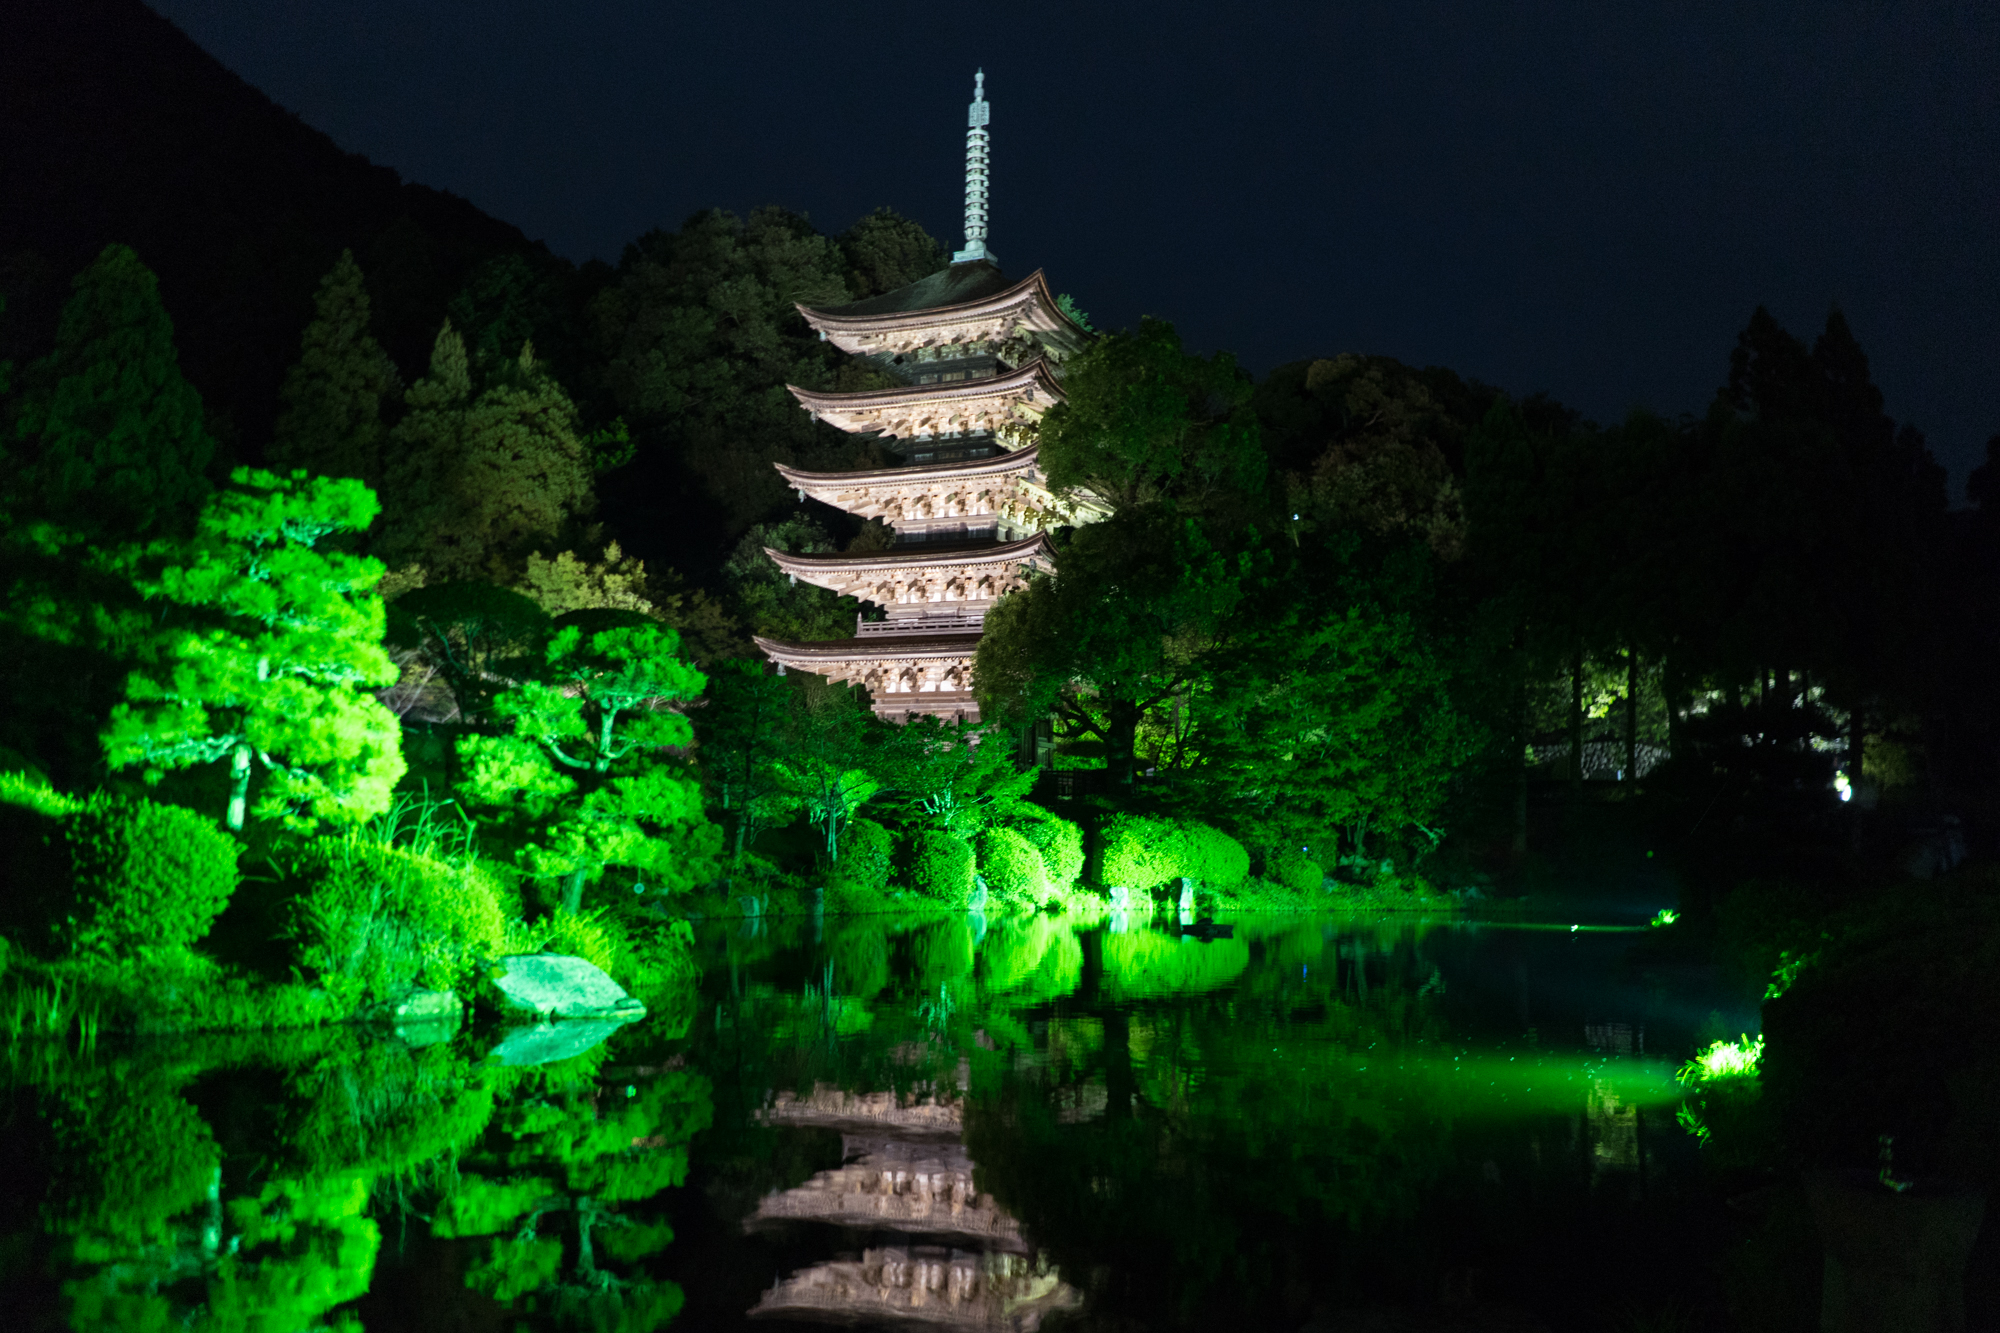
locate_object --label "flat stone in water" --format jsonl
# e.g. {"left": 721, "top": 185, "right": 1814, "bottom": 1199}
{"left": 489, "top": 1018, "right": 635, "bottom": 1067}
{"left": 491, "top": 954, "right": 645, "bottom": 1019}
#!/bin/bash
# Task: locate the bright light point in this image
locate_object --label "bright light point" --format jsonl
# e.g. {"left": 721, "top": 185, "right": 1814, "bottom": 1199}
{"left": 1835, "top": 772, "right": 1853, "bottom": 802}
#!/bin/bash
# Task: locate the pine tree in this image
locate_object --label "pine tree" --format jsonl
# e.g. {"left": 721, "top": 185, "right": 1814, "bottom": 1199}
{"left": 13, "top": 244, "right": 213, "bottom": 539}
{"left": 104, "top": 468, "right": 406, "bottom": 831}
{"left": 271, "top": 251, "right": 400, "bottom": 487}
{"left": 377, "top": 325, "right": 596, "bottom": 581}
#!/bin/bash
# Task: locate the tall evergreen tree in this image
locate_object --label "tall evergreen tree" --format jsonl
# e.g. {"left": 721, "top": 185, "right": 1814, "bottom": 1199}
{"left": 11, "top": 244, "right": 213, "bottom": 539}
{"left": 270, "top": 251, "right": 400, "bottom": 487}
{"left": 377, "top": 324, "right": 597, "bottom": 581}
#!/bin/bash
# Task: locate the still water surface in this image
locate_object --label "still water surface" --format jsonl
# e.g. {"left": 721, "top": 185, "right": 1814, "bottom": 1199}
{"left": 1, "top": 913, "right": 1747, "bottom": 1331}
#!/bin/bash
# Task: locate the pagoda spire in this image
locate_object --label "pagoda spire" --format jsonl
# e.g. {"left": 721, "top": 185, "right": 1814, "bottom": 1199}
{"left": 952, "top": 69, "right": 996, "bottom": 266}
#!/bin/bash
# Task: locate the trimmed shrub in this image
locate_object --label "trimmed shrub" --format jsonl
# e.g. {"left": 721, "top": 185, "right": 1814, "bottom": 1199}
{"left": 910, "top": 830, "right": 977, "bottom": 903}
{"left": 1017, "top": 812, "right": 1085, "bottom": 888}
{"left": 293, "top": 838, "right": 507, "bottom": 1000}
{"left": 65, "top": 794, "right": 240, "bottom": 955}
{"left": 1183, "top": 822, "right": 1250, "bottom": 889}
{"left": 979, "top": 826, "right": 1049, "bottom": 905}
{"left": 1101, "top": 815, "right": 1186, "bottom": 891}
{"left": 1269, "top": 848, "right": 1324, "bottom": 895}
{"left": 833, "top": 818, "right": 894, "bottom": 895}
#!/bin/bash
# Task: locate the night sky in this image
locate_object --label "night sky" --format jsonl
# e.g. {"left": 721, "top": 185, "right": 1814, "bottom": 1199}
{"left": 151, "top": 1, "right": 1997, "bottom": 486}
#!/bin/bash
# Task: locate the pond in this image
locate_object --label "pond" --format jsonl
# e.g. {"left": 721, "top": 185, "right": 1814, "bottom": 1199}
{"left": 0, "top": 911, "right": 1757, "bottom": 1332}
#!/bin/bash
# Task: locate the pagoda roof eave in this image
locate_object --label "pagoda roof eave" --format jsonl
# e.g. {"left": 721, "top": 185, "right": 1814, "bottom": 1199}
{"left": 799, "top": 267, "right": 1088, "bottom": 340}
{"left": 762, "top": 532, "right": 1054, "bottom": 575}
{"left": 775, "top": 444, "right": 1040, "bottom": 488}
{"left": 788, "top": 358, "right": 1063, "bottom": 416}
{"left": 754, "top": 632, "right": 984, "bottom": 663}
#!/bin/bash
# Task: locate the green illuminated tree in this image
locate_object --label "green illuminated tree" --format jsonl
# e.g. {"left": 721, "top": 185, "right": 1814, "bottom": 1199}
{"left": 270, "top": 250, "right": 400, "bottom": 487}
{"left": 977, "top": 509, "right": 1245, "bottom": 784}
{"left": 104, "top": 468, "right": 406, "bottom": 831}
{"left": 11, "top": 243, "right": 213, "bottom": 539}
{"left": 377, "top": 325, "right": 597, "bottom": 581}
{"left": 458, "top": 619, "right": 716, "bottom": 910}
{"left": 694, "top": 659, "right": 800, "bottom": 864}
{"left": 772, "top": 675, "right": 881, "bottom": 863}
{"left": 1036, "top": 317, "right": 1264, "bottom": 512}
{"left": 878, "top": 716, "right": 1036, "bottom": 835}
{"left": 385, "top": 581, "right": 551, "bottom": 725}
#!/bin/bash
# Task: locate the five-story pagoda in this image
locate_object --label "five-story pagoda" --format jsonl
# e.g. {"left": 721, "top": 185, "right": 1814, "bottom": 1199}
{"left": 755, "top": 71, "right": 1106, "bottom": 721}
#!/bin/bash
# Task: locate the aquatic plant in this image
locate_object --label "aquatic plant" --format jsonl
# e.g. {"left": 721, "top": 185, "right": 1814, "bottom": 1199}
{"left": 1675, "top": 1034, "right": 1767, "bottom": 1155}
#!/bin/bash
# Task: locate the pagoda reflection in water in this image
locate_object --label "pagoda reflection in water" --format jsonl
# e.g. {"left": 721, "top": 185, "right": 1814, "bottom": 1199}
{"left": 745, "top": 1083, "right": 1079, "bottom": 1329}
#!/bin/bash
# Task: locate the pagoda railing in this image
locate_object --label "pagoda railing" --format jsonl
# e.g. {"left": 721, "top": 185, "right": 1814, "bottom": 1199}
{"left": 855, "top": 611, "right": 987, "bottom": 638}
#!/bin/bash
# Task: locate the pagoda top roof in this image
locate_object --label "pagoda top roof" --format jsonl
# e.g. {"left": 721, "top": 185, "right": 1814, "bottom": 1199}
{"left": 774, "top": 443, "right": 1041, "bottom": 489}
{"left": 812, "top": 260, "right": 1017, "bottom": 319}
{"left": 754, "top": 631, "right": 984, "bottom": 662}
{"left": 799, "top": 266, "right": 1089, "bottom": 354}
{"left": 763, "top": 531, "right": 1054, "bottom": 575}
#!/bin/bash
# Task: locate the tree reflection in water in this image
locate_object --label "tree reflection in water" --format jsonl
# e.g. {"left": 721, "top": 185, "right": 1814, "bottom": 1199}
{"left": 0, "top": 913, "right": 1716, "bottom": 1332}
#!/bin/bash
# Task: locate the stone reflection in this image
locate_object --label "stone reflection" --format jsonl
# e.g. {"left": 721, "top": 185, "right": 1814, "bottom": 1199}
{"left": 747, "top": 1080, "right": 1080, "bottom": 1326}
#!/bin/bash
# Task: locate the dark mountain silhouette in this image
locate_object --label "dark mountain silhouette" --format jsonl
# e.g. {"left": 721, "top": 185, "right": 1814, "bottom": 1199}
{"left": 0, "top": 0, "right": 553, "bottom": 457}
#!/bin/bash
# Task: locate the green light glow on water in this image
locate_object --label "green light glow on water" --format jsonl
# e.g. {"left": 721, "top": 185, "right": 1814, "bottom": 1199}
{"left": 0, "top": 912, "right": 1734, "bottom": 1331}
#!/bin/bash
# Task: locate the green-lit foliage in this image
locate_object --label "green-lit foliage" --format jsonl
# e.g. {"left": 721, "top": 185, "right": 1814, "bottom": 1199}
{"left": 978, "top": 825, "right": 1049, "bottom": 905}
{"left": 879, "top": 717, "right": 1037, "bottom": 835}
{"left": 1182, "top": 822, "right": 1250, "bottom": 888}
{"left": 1675, "top": 1035, "right": 1770, "bottom": 1167}
{"left": 46, "top": 1083, "right": 220, "bottom": 1246}
{"left": 910, "top": 829, "right": 976, "bottom": 903}
{"left": 376, "top": 328, "right": 597, "bottom": 582}
{"left": 1101, "top": 814, "right": 1187, "bottom": 890}
{"left": 831, "top": 925, "right": 890, "bottom": 998}
{"left": 1037, "top": 318, "right": 1263, "bottom": 512}
{"left": 103, "top": 467, "right": 407, "bottom": 832}
{"left": 831, "top": 818, "right": 893, "bottom": 896}
{"left": 459, "top": 620, "right": 715, "bottom": 911}
{"left": 598, "top": 1216, "right": 676, "bottom": 1262}
{"left": 62, "top": 793, "right": 240, "bottom": 955}
{"left": 292, "top": 836, "right": 507, "bottom": 1000}
{"left": 270, "top": 250, "right": 400, "bottom": 489}
{"left": 384, "top": 580, "right": 551, "bottom": 724}
{"left": 468, "top": 1235, "right": 565, "bottom": 1301}
{"left": 918, "top": 917, "right": 976, "bottom": 985}
{"left": 722, "top": 517, "right": 862, "bottom": 641}
{"left": 979, "top": 916, "right": 1082, "bottom": 1004}
{"left": 207, "top": 1173, "right": 380, "bottom": 1328}
{"left": 594, "top": 207, "right": 938, "bottom": 537}
{"left": 771, "top": 674, "right": 880, "bottom": 865}
{"left": 430, "top": 1174, "right": 554, "bottom": 1239}
{"left": 12, "top": 243, "right": 213, "bottom": 540}
{"left": 694, "top": 659, "right": 799, "bottom": 864}
{"left": 1101, "top": 929, "right": 1252, "bottom": 999}
{"left": 1269, "top": 848, "right": 1324, "bottom": 895}
{"left": 1015, "top": 810, "right": 1085, "bottom": 888}
{"left": 287, "top": 1042, "right": 497, "bottom": 1183}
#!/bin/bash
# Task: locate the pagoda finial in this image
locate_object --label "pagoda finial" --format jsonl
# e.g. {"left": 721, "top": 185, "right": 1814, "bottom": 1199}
{"left": 952, "top": 69, "right": 997, "bottom": 266}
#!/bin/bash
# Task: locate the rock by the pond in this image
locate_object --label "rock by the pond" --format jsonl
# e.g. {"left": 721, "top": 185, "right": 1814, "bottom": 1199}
{"left": 488, "top": 1018, "right": 634, "bottom": 1067}
{"left": 393, "top": 989, "right": 460, "bottom": 1022}
{"left": 391, "top": 989, "right": 461, "bottom": 1047}
{"left": 490, "top": 953, "right": 646, "bottom": 1020}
